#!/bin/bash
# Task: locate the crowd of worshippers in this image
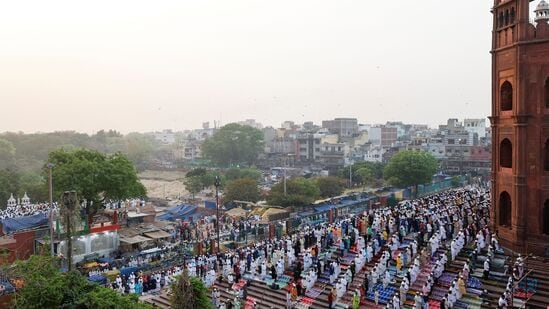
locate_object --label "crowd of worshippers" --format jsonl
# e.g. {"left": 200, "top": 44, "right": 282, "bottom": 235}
{"left": 103, "top": 199, "right": 146, "bottom": 210}
{"left": 176, "top": 215, "right": 265, "bottom": 244}
{"left": 110, "top": 267, "right": 185, "bottom": 295}
{"left": 496, "top": 254, "right": 526, "bottom": 308}
{"left": 108, "top": 186, "right": 504, "bottom": 309}
{"left": 0, "top": 202, "right": 58, "bottom": 219}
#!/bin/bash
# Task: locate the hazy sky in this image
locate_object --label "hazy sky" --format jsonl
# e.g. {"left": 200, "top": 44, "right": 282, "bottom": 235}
{"left": 0, "top": 1, "right": 496, "bottom": 133}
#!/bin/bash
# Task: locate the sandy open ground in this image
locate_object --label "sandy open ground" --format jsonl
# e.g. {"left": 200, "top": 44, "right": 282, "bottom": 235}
{"left": 139, "top": 170, "right": 187, "bottom": 200}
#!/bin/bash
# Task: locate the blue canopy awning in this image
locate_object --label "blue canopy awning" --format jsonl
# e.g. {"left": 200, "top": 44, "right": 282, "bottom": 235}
{"left": 314, "top": 204, "right": 336, "bottom": 212}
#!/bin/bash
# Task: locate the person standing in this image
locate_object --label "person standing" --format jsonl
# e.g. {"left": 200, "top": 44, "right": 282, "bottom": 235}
{"left": 483, "top": 258, "right": 490, "bottom": 279}
{"left": 352, "top": 290, "right": 360, "bottom": 309}
{"left": 328, "top": 287, "right": 336, "bottom": 309}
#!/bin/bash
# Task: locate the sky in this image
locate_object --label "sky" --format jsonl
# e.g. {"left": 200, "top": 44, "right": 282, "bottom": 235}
{"left": 0, "top": 0, "right": 498, "bottom": 134}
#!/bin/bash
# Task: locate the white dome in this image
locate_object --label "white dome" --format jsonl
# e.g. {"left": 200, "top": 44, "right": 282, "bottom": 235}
{"left": 535, "top": 0, "right": 549, "bottom": 22}
{"left": 537, "top": 0, "right": 549, "bottom": 11}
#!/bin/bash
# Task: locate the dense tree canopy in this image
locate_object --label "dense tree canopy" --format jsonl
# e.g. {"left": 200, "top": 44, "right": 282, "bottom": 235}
{"left": 224, "top": 178, "right": 261, "bottom": 203}
{"left": 0, "top": 170, "right": 48, "bottom": 208}
{"left": 314, "top": 176, "right": 346, "bottom": 198}
{"left": 384, "top": 150, "right": 438, "bottom": 189}
{"left": 267, "top": 177, "right": 320, "bottom": 207}
{"left": 340, "top": 161, "right": 384, "bottom": 186}
{"left": 171, "top": 270, "right": 213, "bottom": 309}
{"left": 183, "top": 168, "right": 223, "bottom": 198}
{"left": 10, "top": 255, "right": 151, "bottom": 309}
{"left": 0, "top": 131, "right": 160, "bottom": 173}
{"left": 355, "top": 167, "right": 376, "bottom": 189}
{"left": 46, "top": 148, "right": 146, "bottom": 214}
{"left": 0, "top": 138, "right": 16, "bottom": 170}
{"left": 184, "top": 176, "right": 203, "bottom": 198}
{"left": 202, "top": 124, "right": 264, "bottom": 167}
{"left": 224, "top": 168, "right": 262, "bottom": 182}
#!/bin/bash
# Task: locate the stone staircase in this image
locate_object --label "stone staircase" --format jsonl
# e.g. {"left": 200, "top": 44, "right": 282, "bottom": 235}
{"left": 142, "top": 290, "right": 172, "bottom": 308}
{"left": 475, "top": 252, "right": 549, "bottom": 309}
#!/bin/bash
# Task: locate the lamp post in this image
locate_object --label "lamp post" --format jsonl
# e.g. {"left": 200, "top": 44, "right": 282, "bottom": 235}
{"left": 349, "top": 163, "right": 353, "bottom": 189}
{"left": 62, "top": 191, "right": 78, "bottom": 271}
{"left": 47, "top": 163, "right": 55, "bottom": 256}
{"left": 214, "top": 176, "right": 221, "bottom": 253}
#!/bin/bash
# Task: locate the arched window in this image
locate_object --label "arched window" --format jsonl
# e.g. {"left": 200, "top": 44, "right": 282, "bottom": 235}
{"left": 500, "top": 138, "right": 513, "bottom": 168}
{"left": 545, "top": 139, "right": 549, "bottom": 171}
{"left": 501, "top": 81, "right": 513, "bottom": 111}
{"left": 543, "top": 77, "right": 549, "bottom": 108}
{"left": 505, "top": 10, "right": 510, "bottom": 25}
{"left": 510, "top": 7, "right": 516, "bottom": 24}
{"left": 544, "top": 200, "right": 549, "bottom": 235}
{"left": 499, "top": 12, "right": 504, "bottom": 27}
{"left": 499, "top": 191, "right": 512, "bottom": 227}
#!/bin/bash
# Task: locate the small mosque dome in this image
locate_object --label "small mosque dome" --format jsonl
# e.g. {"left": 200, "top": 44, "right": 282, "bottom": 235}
{"left": 7, "top": 194, "right": 16, "bottom": 207}
{"left": 535, "top": 0, "right": 549, "bottom": 22}
{"left": 22, "top": 192, "right": 30, "bottom": 205}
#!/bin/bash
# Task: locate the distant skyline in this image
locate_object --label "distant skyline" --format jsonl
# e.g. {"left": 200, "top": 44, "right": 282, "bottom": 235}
{"left": 1, "top": 1, "right": 497, "bottom": 134}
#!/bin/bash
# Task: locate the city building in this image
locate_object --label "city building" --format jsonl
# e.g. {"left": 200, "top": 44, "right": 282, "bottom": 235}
{"left": 380, "top": 126, "right": 398, "bottom": 147}
{"left": 153, "top": 129, "right": 176, "bottom": 145}
{"left": 237, "top": 119, "right": 263, "bottom": 129}
{"left": 321, "top": 118, "right": 358, "bottom": 138}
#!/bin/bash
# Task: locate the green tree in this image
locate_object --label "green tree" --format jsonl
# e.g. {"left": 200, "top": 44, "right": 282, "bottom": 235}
{"left": 314, "top": 176, "right": 346, "bottom": 198}
{"left": 0, "top": 169, "right": 20, "bottom": 209}
{"left": 184, "top": 176, "right": 203, "bottom": 198}
{"left": 224, "top": 178, "right": 261, "bottom": 203}
{"left": 267, "top": 177, "right": 320, "bottom": 207}
{"left": 171, "top": 270, "right": 213, "bottom": 309}
{"left": 186, "top": 168, "right": 208, "bottom": 178}
{"left": 384, "top": 150, "right": 438, "bottom": 196}
{"left": 202, "top": 123, "right": 264, "bottom": 166}
{"left": 10, "top": 255, "right": 152, "bottom": 309}
{"left": 122, "top": 133, "right": 156, "bottom": 171}
{"left": 224, "top": 168, "right": 262, "bottom": 182}
{"left": 45, "top": 148, "right": 146, "bottom": 215}
{"left": 102, "top": 154, "right": 147, "bottom": 199}
{"left": 355, "top": 167, "right": 376, "bottom": 189}
{"left": 340, "top": 161, "right": 385, "bottom": 185}
{"left": 0, "top": 138, "right": 16, "bottom": 170}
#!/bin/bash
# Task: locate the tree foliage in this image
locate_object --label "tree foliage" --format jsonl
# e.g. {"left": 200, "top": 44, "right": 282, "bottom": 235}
{"left": 340, "top": 161, "right": 385, "bottom": 185}
{"left": 0, "top": 131, "right": 160, "bottom": 173}
{"left": 224, "top": 178, "right": 261, "bottom": 203}
{"left": 184, "top": 176, "right": 203, "bottom": 198}
{"left": 0, "top": 138, "right": 16, "bottom": 170}
{"left": 0, "top": 169, "right": 49, "bottom": 208}
{"left": 45, "top": 148, "right": 146, "bottom": 214}
{"left": 384, "top": 150, "right": 438, "bottom": 188}
{"left": 355, "top": 167, "right": 376, "bottom": 189}
{"left": 10, "top": 255, "right": 151, "bottom": 309}
{"left": 202, "top": 123, "right": 264, "bottom": 167}
{"left": 267, "top": 177, "right": 320, "bottom": 207}
{"left": 224, "top": 168, "right": 262, "bottom": 182}
{"left": 314, "top": 176, "right": 346, "bottom": 198}
{"left": 171, "top": 270, "right": 213, "bottom": 309}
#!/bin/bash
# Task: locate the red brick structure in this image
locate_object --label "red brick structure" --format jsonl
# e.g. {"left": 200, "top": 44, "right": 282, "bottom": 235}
{"left": 490, "top": 0, "right": 549, "bottom": 254}
{"left": 0, "top": 230, "right": 38, "bottom": 264}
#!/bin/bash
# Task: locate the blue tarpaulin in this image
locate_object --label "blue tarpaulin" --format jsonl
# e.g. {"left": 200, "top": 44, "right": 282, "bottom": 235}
{"left": 0, "top": 280, "right": 15, "bottom": 294}
{"left": 120, "top": 267, "right": 139, "bottom": 277}
{"left": 1, "top": 213, "right": 49, "bottom": 234}
{"left": 205, "top": 201, "right": 216, "bottom": 209}
{"left": 157, "top": 204, "right": 197, "bottom": 221}
{"left": 88, "top": 274, "right": 107, "bottom": 285}
{"left": 98, "top": 257, "right": 114, "bottom": 264}
{"left": 314, "top": 204, "right": 336, "bottom": 212}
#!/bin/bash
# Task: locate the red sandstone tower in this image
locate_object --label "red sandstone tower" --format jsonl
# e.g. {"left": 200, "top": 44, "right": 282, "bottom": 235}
{"left": 490, "top": 0, "right": 549, "bottom": 254}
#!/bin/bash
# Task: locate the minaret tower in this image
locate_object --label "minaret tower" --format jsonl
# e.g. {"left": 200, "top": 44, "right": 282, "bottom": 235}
{"left": 490, "top": 0, "right": 549, "bottom": 254}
